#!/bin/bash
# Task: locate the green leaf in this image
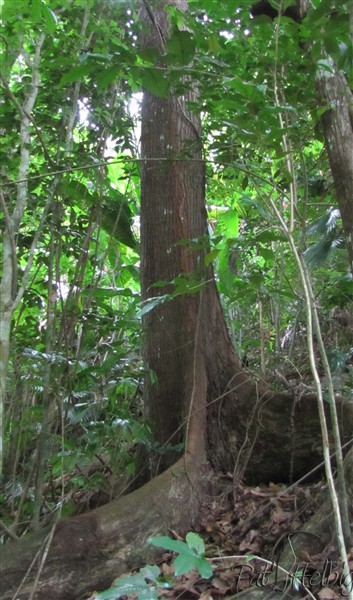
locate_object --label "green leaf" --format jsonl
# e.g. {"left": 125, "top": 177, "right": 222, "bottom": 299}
{"left": 101, "top": 195, "right": 137, "bottom": 249}
{"left": 172, "top": 275, "right": 205, "bottom": 295}
{"left": 142, "top": 70, "right": 169, "bottom": 97}
{"left": 226, "top": 77, "right": 252, "bottom": 99}
{"left": 148, "top": 536, "right": 194, "bottom": 555}
{"left": 186, "top": 532, "right": 205, "bottom": 555}
{"left": 194, "top": 556, "right": 213, "bottom": 579}
{"left": 258, "top": 247, "right": 275, "bottom": 263}
{"left": 173, "top": 552, "right": 196, "bottom": 576}
{"left": 207, "top": 33, "right": 219, "bottom": 54}
{"left": 242, "top": 176, "right": 248, "bottom": 190}
{"left": 218, "top": 209, "right": 239, "bottom": 237}
{"left": 31, "top": 0, "right": 42, "bottom": 22}
{"left": 59, "top": 64, "right": 94, "bottom": 86}
{"left": 167, "top": 30, "right": 196, "bottom": 65}
{"left": 204, "top": 247, "right": 219, "bottom": 266}
{"left": 41, "top": 3, "right": 57, "bottom": 34}
{"left": 96, "top": 66, "right": 122, "bottom": 89}
{"left": 149, "top": 534, "right": 211, "bottom": 579}
{"left": 94, "top": 572, "right": 158, "bottom": 600}
{"left": 140, "top": 295, "right": 170, "bottom": 317}
{"left": 139, "top": 565, "right": 160, "bottom": 582}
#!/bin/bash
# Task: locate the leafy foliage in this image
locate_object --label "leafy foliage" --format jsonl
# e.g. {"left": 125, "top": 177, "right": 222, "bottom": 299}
{"left": 149, "top": 532, "right": 213, "bottom": 578}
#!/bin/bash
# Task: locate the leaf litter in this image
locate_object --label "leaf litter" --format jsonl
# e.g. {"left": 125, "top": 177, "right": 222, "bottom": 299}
{"left": 90, "top": 478, "right": 352, "bottom": 600}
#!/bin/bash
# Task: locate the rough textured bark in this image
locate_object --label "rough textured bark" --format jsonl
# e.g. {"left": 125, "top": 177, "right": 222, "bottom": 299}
{"left": 0, "top": 457, "right": 210, "bottom": 600}
{"left": 2, "top": 424, "right": 352, "bottom": 600}
{"left": 1, "top": 396, "right": 352, "bottom": 599}
{"left": 1, "top": 431, "right": 352, "bottom": 599}
{"left": 140, "top": 0, "right": 210, "bottom": 470}
{"left": 316, "top": 64, "right": 353, "bottom": 276}
{"left": 138, "top": 0, "right": 252, "bottom": 478}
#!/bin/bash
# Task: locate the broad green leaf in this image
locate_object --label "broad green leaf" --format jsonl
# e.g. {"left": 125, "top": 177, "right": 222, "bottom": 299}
{"left": 96, "top": 66, "right": 122, "bottom": 89}
{"left": 101, "top": 197, "right": 138, "bottom": 249}
{"left": 139, "top": 565, "right": 160, "bottom": 581}
{"left": 149, "top": 369, "right": 158, "bottom": 385}
{"left": 140, "top": 295, "right": 170, "bottom": 317}
{"left": 204, "top": 247, "right": 219, "bottom": 266}
{"left": 94, "top": 572, "right": 157, "bottom": 600}
{"left": 32, "top": 0, "right": 42, "bottom": 22}
{"left": 208, "top": 33, "right": 219, "bottom": 54}
{"left": 173, "top": 552, "right": 196, "bottom": 576}
{"left": 172, "top": 276, "right": 205, "bottom": 295}
{"left": 258, "top": 247, "right": 275, "bottom": 263}
{"left": 41, "top": 3, "right": 57, "bottom": 34}
{"left": 186, "top": 532, "right": 205, "bottom": 555}
{"left": 142, "top": 70, "right": 169, "bottom": 97}
{"left": 148, "top": 536, "right": 194, "bottom": 555}
{"left": 167, "top": 30, "right": 196, "bottom": 65}
{"left": 138, "top": 588, "right": 158, "bottom": 600}
{"left": 218, "top": 209, "right": 239, "bottom": 237}
{"left": 194, "top": 556, "right": 213, "bottom": 579}
{"left": 59, "top": 64, "right": 94, "bottom": 86}
{"left": 218, "top": 246, "right": 239, "bottom": 297}
{"left": 225, "top": 77, "right": 257, "bottom": 100}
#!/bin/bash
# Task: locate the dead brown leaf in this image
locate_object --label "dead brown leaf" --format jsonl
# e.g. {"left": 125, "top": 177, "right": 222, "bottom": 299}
{"left": 198, "top": 592, "right": 214, "bottom": 600}
{"left": 318, "top": 587, "right": 340, "bottom": 599}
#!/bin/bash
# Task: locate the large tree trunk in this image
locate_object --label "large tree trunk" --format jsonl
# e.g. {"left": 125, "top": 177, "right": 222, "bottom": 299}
{"left": 0, "top": 457, "right": 209, "bottom": 600}
{"left": 140, "top": 0, "right": 211, "bottom": 471}
{"left": 138, "top": 0, "right": 254, "bottom": 478}
{"left": 1, "top": 412, "right": 352, "bottom": 600}
{"left": 1, "top": 420, "right": 352, "bottom": 600}
{"left": 139, "top": 0, "right": 353, "bottom": 483}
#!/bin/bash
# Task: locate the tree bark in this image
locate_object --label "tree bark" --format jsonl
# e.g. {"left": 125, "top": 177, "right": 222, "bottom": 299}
{"left": 138, "top": 0, "right": 255, "bottom": 479}
{"left": 1, "top": 425, "right": 352, "bottom": 599}
{"left": 2, "top": 418, "right": 352, "bottom": 600}
{"left": 316, "top": 63, "right": 353, "bottom": 276}
{"left": 0, "top": 457, "right": 209, "bottom": 600}
{"left": 140, "top": 0, "right": 211, "bottom": 471}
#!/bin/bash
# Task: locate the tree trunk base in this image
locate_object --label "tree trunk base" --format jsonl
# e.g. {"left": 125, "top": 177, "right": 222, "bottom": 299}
{"left": 2, "top": 396, "right": 352, "bottom": 600}
{"left": 1, "top": 457, "right": 212, "bottom": 600}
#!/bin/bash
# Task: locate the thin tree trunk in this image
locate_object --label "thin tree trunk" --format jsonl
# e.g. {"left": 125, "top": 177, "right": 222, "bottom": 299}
{"left": 0, "top": 33, "right": 45, "bottom": 475}
{"left": 316, "top": 62, "right": 353, "bottom": 276}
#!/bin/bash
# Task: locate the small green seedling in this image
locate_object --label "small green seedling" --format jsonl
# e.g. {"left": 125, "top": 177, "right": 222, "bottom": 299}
{"left": 93, "top": 532, "right": 211, "bottom": 600}
{"left": 148, "top": 532, "right": 213, "bottom": 579}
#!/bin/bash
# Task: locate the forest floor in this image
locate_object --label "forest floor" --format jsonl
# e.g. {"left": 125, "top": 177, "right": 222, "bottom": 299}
{"left": 90, "top": 477, "right": 352, "bottom": 600}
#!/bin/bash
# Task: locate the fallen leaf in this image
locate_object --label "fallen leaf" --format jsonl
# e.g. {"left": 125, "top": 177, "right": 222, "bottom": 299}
{"left": 318, "top": 587, "right": 340, "bottom": 599}
{"left": 198, "top": 592, "right": 214, "bottom": 600}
